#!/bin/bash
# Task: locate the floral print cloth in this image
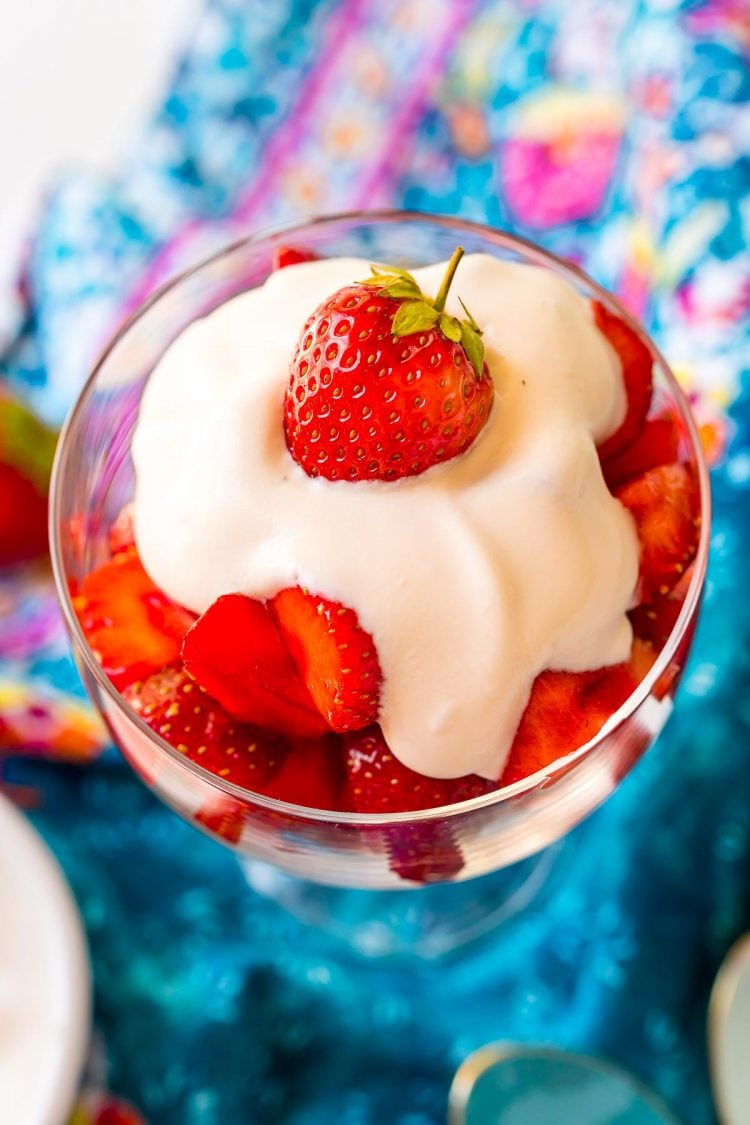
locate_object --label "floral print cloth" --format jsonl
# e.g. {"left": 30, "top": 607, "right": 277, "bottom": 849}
{"left": 1, "top": 1, "right": 749, "bottom": 1122}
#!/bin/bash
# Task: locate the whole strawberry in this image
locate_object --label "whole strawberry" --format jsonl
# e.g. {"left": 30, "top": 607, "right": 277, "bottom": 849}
{"left": 284, "top": 247, "right": 494, "bottom": 482}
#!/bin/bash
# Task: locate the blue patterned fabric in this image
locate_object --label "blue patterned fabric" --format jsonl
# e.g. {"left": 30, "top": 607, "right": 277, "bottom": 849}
{"left": 2, "top": 1, "right": 750, "bottom": 1122}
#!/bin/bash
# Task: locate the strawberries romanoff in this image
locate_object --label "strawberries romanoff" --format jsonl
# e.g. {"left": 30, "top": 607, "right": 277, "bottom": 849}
{"left": 75, "top": 246, "right": 701, "bottom": 837}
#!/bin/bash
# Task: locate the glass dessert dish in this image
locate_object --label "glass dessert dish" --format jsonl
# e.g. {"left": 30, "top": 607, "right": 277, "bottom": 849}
{"left": 50, "top": 212, "right": 710, "bottom": 956}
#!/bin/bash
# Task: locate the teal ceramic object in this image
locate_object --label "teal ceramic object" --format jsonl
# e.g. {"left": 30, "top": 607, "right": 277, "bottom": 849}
{"left": 449, "top": 1046, "right": 683, "bottom": 1125}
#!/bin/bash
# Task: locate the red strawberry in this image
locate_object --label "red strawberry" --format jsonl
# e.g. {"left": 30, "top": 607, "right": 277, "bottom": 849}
{"left": 0, "top": 386, "right": 57, "bottom": 566}
{"left": 95, "top": 1101, "right": 146, "bottom": 1125}
{"left": 500, "top": 671, "right": 600, "bottom": 786}
{"left": 182, "top": 593, "right": 330, "bottom": 738}
{"left": 630, "top": 562, "right": 694, "bottom": 648}
{"left": 262, "top": 733, "right": 343, "bottom": 810}
{"left": 616, "top": 462, "right": 700, "bottom": 603}
{"left": 124, "top": 665, "right": 287, "bottom": 789}
{"left": 386, "top": 822, "right": 468, "bottom": 884}
{"left": 0, "top": 461, "right": 49, "bottom": 565}
{"left": 271, "top": 587, "right": 382, "bottom": 732}
{"left": 75, "top": 547, "right": 196, "bottom": 690}
{"left": 501, "top": 643, "right": 657, "bottom": 786}
{"left": 342, "top": 725, "right": 496, "bottom": 813}
{"left": 273, "top": 245, "right": 320, "bottom": 269}
{"left": 601, "top": 412, "right": 680, "bottom": 488}
{"left": 594, "top": 301, "right": 653, "bottom": 461}
{"left": 108, "top": 502, "right": 136, "bottom": 556}
{"left": 195, "top": 797, "right": 246, "bottom": 845}
{"left": 284, "top": 246, "right": 493, "bottom": 482}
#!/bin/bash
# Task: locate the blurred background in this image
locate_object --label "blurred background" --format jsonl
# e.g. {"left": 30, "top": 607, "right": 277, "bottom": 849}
{"left": 0, "top": 2, "right": 748, "bottom": 1123}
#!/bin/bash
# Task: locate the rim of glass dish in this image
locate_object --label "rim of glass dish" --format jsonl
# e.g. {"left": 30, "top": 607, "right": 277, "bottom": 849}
{"left": 49, "top": 209, "right": 712, "bottom": 826}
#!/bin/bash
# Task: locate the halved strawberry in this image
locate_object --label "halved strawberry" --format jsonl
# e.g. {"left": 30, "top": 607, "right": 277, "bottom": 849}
{"left": 271, "top": 588, "right": 382, "bottom": 733}
{"left": 630, "top": 563, "right": 694, "bottom": 648}
{"left": 501, "top": 643, "right": 656, "bottom": 786}
{"left": 182, "top": 593, "right": 330, "bottom": 738}
{"left": 108, "top": 502, "right": 135, "bottom": 556}
{"left": 386, "top": 822, "right": 467, "bottom": 884}
{"left": 616, "top": 462, "right": 700, "bottom": 603}
{"left": 262, "top": 733, "right": 343, "bottom": 810}
{"left": 500, "top": 671, "right": 599, "bottom": 786}
{"left": 124, "top": 665, "right": 287, "bottom": 789}
{"left": 601, "top": 412, "right": 680, "bottom": 489}
{"left": 195, "top": 797, "right": 246, "bottom": 845}
{"left": 343, "top": 725, "right": 495, "bottom": 813}
{"left": 75, "top": 548, "right": 196, "bottom": 689}
{"left": 272, "top": 245, "right": 320, "bottom": 270}
{"left": 594, "top": 301, "right": 653, "bottom": 461}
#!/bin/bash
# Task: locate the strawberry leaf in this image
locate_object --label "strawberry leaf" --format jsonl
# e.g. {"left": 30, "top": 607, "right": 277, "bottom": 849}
{"left": 460, "top": 322, "right": 485, "bottom": 378}
{"left": 392, "top": 300, "right": 440, "bottom": 336}
{"left": 439, "top": 313, "right": 463, "bottom": 343}
{"left": 379, "top": 280, "right": 423, "bottom": 300}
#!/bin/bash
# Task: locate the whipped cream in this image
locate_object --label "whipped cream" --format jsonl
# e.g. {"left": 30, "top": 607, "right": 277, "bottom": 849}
{"left": 132, "top": 254, "right": 639, "bottom": 780}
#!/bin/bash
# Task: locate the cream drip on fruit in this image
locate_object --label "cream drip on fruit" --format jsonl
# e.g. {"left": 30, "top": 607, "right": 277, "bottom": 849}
{"left": 132, "top": 252, "right": 638, "bottom": 780}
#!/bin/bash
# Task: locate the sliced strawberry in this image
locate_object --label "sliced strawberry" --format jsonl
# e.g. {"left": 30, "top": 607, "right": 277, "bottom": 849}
{"left": 124, "top": 665, "right": 287, "bottom": 789}
{"left": 500, "top": 671, "right": 599, "bottom": 786}
{"left": 271, "top": 588, "right": 382, "bottom": 733}
{"left": 343, "top": 725, "right": 496, "bottom": 813}
{"left": 0, "top": 461, "right": 49, "bottom": 566}
{"left": 630, "top": 563, "right": 694, "bottom": 648}
{"left": 75, "top": 548, "right": 196, "bottom": 690}
{"left": 273, "top": 245, "right": 320, "bottom": 270}
{"left": 501, "top": 644, "right": 657, "bottom": 786}
{"left": 582, "top": 639, "right": 656, "bottom": 727}
{"left": 601, "top": 412, "right": 680, "bottom": 488}
{"left": 386, "top": 822, "right": 466, "bottom": 884}
{"left": 262, "top": 733, "right": 343, "bottom": 810}
{"left": 195, "top": 797, "right": 246, "bottom": 845}
{"left": 594, "top": 301, "right": 653, "bottom": 461}
{"left": 108, "top": 502, "right": 135, "bottom": 556}
{"left": 616, "top": 462, "right": 700, "bottom": 603}
{"left": 182, "top": 593, "right": 329, "bottom": 739}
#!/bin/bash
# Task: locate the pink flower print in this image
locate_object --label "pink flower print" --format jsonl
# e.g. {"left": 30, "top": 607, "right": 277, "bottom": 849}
{"left": 501, "top": 90, "right": 624, "bottom": 229}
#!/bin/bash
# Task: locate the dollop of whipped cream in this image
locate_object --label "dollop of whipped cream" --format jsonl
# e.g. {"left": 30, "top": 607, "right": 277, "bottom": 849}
{"left": 132, "top": 254, "right": 639, "bottom": 780}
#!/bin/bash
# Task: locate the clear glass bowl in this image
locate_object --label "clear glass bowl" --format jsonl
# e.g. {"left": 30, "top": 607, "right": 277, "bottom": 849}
{"left": 49, "top": 211, "right": 710, "bottom": 894}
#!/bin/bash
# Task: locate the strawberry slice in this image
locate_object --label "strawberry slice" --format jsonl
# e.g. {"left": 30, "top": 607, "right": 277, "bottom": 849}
{"left": 271, "top": 588, "right": 382, "bottom": 733}
{"left": 182, "top": 593, "right": 330, "bottom": 739}
{"left": 616, "top": 462, "right": 700, "bottom": 603}
{"left": 601, "top": 412, "right": 680, "bottom": 489}
{"left": 341, "top": 725, "right": 490, "bottom": 882}
{"left": 124, "top": 665, "right": 287, "bottom": 789}
{"left": 501, "top": 643, "right": 657, "bottom": 786}
{"left": 630, "top": 563, "right": 694, "bottom": 648}
{"left": 343, "top": 725, "right": 496, "bottom": 813}
{"left": 75, "top": 548, "right": 196, "bottom": 690}
{"left": 0, "top": 461, "right": 49, "bottom": 566}
{"left": 272, "top": 245, "right": 320, "bottom": 270}
{"left": 386, "top": 822, "right": 467, "bottom": 884}
{"left": 500, "top": 671, "right": 599, "bottom": 786}
{"left": 262, "top": 733, "right": 344, "bottom": 810}
{"left": 108, "top": 502, "right": 135, "bottom": 556}
{"left": 195, "top": 797, "right": 246, "bottom": 846}
{"left": 594, "top": 301, "right": 653, "bottom": 461}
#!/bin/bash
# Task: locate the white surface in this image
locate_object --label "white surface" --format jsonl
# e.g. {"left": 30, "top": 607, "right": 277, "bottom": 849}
{"left": 133, "top": 253, "right": 638, "bottom": 781}
{"left": 0, "top": 794, "right": 90, "bottom": 1125}
{"left": 0, "top": 0, "right": 197, "bottom": 341}
{"left": 710, "top": 933, "right": 750, "bottom": 1125}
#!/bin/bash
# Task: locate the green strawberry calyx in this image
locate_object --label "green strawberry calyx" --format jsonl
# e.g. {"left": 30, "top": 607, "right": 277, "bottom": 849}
{"left": 361, "top": 246, "right": 485, "bottom": 378}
